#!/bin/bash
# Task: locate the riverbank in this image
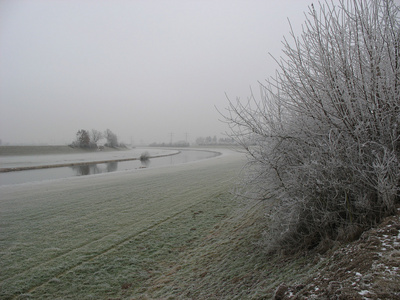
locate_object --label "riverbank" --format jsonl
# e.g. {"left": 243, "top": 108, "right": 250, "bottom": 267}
{"left": 0, "top": 145, "right": 127, "bottom": 156}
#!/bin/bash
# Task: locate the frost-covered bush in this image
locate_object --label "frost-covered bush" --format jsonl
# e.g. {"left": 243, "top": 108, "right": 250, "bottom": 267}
{"left": 105, "top": 129, "right": 118, "bottom": 148}
{"left": 225, "top": 0, "right": 400, "bottom": 253}
{"left": 140, "top": 151, "right": 150, "bottom": 161}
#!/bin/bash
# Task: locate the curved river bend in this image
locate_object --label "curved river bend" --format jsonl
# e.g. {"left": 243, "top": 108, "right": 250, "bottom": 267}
{"left": 0, "top": 149, "right": 220, "bottom": 186}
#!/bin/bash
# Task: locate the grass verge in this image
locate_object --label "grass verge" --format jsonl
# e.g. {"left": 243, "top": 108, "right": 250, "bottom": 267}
{"left": 3, "top": 151, "right": 395, "bottom": 299}
{"left": 1, "top": 152, "right": 260, "bottom": 299}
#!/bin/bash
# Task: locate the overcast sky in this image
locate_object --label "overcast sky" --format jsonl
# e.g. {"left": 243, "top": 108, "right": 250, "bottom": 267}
{"left": 1, "top": 0, "right": 319, "bottom": 145}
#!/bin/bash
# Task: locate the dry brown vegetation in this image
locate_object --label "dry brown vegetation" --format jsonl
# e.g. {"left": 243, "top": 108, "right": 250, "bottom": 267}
{"left": 127, "top": 203, "right": 400, "bottom": 299}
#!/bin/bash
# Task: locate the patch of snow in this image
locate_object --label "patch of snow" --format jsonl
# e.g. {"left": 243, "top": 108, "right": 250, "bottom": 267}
{"left": 359, "top": 290, "right": 371, "bottom": 296}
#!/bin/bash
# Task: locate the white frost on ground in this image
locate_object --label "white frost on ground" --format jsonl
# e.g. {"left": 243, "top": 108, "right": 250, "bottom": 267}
{"left": 0, "top": 149, "right": 245, "bottom": 299}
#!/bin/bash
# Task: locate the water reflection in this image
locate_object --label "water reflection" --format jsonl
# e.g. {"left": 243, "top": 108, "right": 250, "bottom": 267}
{"left": 107, "top": 162, "right": 118, "bottom": 172}
{"left": 140, "top": 159, "right": 151, "bottom": 168}
{"left": 71, "top": 162, "right": 119, "bottom": 176}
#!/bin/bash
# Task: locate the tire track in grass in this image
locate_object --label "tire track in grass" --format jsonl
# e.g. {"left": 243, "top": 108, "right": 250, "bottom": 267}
{"left": 0, "top": 173, "right": 183, "bottom": 279}
{"left": 20, "top": 192, "right": 225, "bottom": 298}
{"left": 1, "top": 159, "right": 241, "bottom": 299}
{"left": 3, "top": 190, "right": 209, "bottom": 299}
{"left": 1, "top": 193, "right": 166, "bottom": 285}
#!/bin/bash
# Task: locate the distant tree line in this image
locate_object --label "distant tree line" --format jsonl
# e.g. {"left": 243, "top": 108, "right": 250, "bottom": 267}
{"left": 195, "top": 136, "right": 235, "bottom": 145}
{"left": 148, "top": 136, "right": 236, "bottom": 147}
{"left": 149, "top": 141, "right": 190, "bottom": 147}
{"left": 70, "top": 129, "right": 121, "bottom": 149}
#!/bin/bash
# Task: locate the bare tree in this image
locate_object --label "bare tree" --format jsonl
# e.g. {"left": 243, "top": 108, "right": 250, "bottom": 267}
{"left": 90, "top": 129, "right": 103, "bottom": 146}
{"left": 74, "top": 129, "right": 91, "bottom": 148}
{"left": 105, "top": 129, "right": 118, "bottom": 148}
{"left": 224, "top": 0, "right": 400, "bottom": 253}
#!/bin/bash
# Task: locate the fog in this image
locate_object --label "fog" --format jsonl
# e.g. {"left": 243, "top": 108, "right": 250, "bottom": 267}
{"left": 1, "top": 0, "right": 314, "bottom": 146}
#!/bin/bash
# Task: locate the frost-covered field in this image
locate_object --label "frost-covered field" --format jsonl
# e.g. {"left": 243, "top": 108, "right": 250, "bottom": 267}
{"left": 0, "top": 149, "right": 245, "bottom": 299}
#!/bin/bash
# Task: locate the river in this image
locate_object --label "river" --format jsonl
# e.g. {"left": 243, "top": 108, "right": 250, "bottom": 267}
{"left": 0, "top": 149, "right": 220, "bottom": 186}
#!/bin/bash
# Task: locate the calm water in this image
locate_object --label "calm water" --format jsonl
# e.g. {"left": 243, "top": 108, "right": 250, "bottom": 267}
{"left": 0, "top": 150, "right": 220, "bottom": 186}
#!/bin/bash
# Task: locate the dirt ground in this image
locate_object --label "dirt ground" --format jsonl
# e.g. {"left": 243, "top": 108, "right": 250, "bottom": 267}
{"left": 274, "top": 208, "right": 400, "bottom": 299}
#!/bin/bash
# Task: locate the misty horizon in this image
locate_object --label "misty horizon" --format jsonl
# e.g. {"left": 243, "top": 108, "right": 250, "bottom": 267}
{"left": 1, "top": 0, "right": 313, "bottom": 146}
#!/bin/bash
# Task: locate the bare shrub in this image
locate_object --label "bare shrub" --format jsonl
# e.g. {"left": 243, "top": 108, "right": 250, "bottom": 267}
{"left": 140, "top": 151, "right": 150, "bottom": 161}
{"left": 224, "top": 0, "right": 400, "bottom": 253}
{"left": 105, "top": 129, "right": 118, "bottom": 148}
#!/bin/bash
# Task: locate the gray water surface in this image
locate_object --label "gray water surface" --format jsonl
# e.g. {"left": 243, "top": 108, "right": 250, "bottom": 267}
{"left": 0, "top": 150, "right": 220, "bottom": 186}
